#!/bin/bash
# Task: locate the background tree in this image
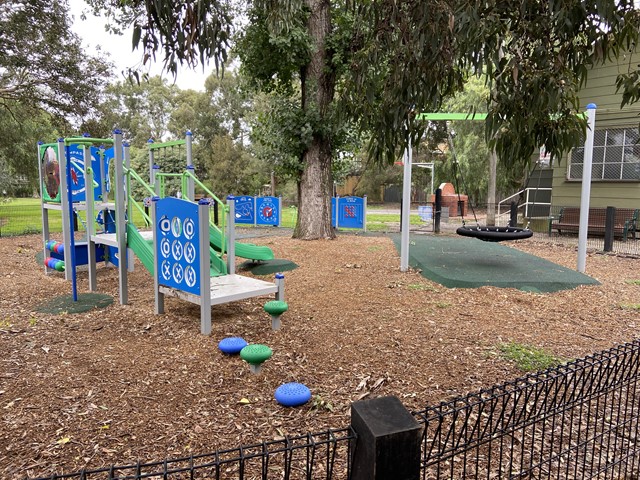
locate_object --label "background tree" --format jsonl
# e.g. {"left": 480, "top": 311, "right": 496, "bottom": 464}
{"left": 0, "top": 102, "right": 59, "bottom": 196}
{"left": 0, "top": 0, "right": 110, "bottom": 118}
{"left": 0, "top": 0, "right": 112, "bottom": 195}
{"left": 88, "top": 0, "right": 640, "bottom": 240}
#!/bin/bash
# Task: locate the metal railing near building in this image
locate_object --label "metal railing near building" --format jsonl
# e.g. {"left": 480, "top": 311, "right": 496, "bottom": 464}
{"left": 497, "top": 187, "right": 552, "bottom": 227}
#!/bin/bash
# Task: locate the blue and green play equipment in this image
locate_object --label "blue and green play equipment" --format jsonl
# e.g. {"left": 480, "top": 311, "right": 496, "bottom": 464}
{"left": 39, "top": 130, "right": 286, "bottom": 333}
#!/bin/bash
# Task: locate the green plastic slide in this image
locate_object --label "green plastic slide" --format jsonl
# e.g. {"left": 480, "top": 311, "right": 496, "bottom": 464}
{"left": 209, "top": 225, "right": 274, "bottom": 261}
{"left": 127, "top": 225, "right": 228, "bottom": 277}
{"left": 126, "top": 224, "right": 155, "bottom": 274}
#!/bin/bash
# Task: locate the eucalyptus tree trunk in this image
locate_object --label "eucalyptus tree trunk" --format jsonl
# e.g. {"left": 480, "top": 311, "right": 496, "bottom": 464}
{"left": 293, "top": 0, "right": 336, "bottom": 240}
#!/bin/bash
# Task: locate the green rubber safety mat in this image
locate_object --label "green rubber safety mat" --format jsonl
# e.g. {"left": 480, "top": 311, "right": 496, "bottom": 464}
{"left": 36, "top": 293, "right": 114, "bottom": 314}
{"left": 391, "top": 234, "right": 600, "bottom": 292}
{"left": 238, "top": 259, "right": 298, "bottom": 276}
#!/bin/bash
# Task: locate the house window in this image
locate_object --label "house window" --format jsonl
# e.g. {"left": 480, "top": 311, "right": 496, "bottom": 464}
{"left": 568, "top": 127, "right": 640, "bottom": 181}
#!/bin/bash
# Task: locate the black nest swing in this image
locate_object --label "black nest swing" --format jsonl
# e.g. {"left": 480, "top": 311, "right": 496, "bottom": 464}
{"left": 456, "top": 224, "right": 533, "bottom": 242}
{"left": 448, "top": 131, "right": 533, "bottom": 243}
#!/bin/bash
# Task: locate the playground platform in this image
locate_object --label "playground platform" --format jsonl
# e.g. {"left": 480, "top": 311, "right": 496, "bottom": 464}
{"left": 391, "top": 234, "right": 600, "bottom": 293}
{"left": 159, "top": 274, "right": 279, "bottom": 306}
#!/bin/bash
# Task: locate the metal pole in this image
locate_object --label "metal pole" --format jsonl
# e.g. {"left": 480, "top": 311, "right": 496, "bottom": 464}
{"left": 84, "top": 141, "right": 97, "bottom": 292}
{"left": 363, "top": 195, "right": 368, "bottom": 232}
{"left": 227, "top": 196, "right": 236, "bottom": 274}
{"left": 577, "top": 104, "right": 597, "bottom": 273}
{"left": 114, "top": 129, "right": 128, "bottom": 303}
{"left": 148, "top": 138, "right": 155, "bottom": 185}
{"left": 199, "top": 199, "right": 212, "bottom": 334}
{"left": 152, "top": 196, "right": 164, "bottom": 314}
{"left": 186, "top": 131, "right": 195, "bottom": 201}
{"left": 57, "top": 138, "right": 72, "bottom": 282}
{"left": 37, "top": 141, "right": 50, "bottom": 274}
{"left": 400, "top": 143, "right": 412, "bottom": 272}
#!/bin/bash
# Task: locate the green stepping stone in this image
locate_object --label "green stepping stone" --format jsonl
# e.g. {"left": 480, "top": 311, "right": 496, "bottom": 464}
{"left": 240, "top": 344, "right": 273, "bottom": 374}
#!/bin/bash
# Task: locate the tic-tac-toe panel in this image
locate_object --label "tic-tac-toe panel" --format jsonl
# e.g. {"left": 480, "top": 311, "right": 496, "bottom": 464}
{"left": 155, "top": 197, "right": 201, "bottom": 295}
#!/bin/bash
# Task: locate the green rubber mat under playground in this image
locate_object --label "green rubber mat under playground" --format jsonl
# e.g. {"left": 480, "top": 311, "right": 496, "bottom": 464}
{"left": 391, "top": 234, "right": 600, "bottom": 292}
{"left": 238, "top": 259, "right": 298, "bottom": 276}
{"left": 36, "top": 293, "right": 114, "bottom": 314}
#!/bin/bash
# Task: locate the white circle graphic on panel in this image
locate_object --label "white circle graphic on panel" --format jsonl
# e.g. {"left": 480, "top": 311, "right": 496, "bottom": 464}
{"left": 160, "top": 238, "right": 171, "bottom": 258}
{"left": 172, "top": 263, "right": 184, "bottom": 283}
{"left": 184, "top": 242, "right": 196, "bottom": 264}
{"left": 185, "top": 265, "right": 196, "bottom": 288}
{"left": 184, "top": 218, "right": 195, "bottom": 239}
{"left": 161, "top": 260, "right": 172, "bottom": 281}
{"left": 171, "top": 240, "right": 183, "bottom": 261}
{"left": 159, "top": 217, "right": 171, "bottom": 234}
{"left": 171, "top": 216, "right": 182, "bottom": 237}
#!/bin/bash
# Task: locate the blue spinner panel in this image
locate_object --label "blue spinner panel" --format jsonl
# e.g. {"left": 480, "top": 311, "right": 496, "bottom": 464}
{"left": 256, "top": 196, "right": 280, "bottom": 226}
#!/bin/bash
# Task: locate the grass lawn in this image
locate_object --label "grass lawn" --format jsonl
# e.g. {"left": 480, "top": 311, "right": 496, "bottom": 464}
{"left": 0, "top": 198, "right": 427, "bottom": 237}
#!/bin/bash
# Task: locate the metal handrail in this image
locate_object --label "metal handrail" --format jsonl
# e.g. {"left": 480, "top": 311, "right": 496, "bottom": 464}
{"left": 183, "top": 170, "right": 228, "bottom": 256}
{"left": 496, "top": 188, "right": 552, "bottom": 226}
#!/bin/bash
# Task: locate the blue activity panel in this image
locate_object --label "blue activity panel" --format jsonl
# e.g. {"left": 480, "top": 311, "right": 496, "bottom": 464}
{"left": 234, "top": 196, "right": 255, "bottom": 224}
{"left": 67, "top": 144, "right": 105, "bottom": 203}
{"left": 103, "top": 147, "right": 114, "bottom": 194}
{"left": 256, "top": 196, "right": 280, "bottom": 226}
{"left": 156, "top": 197, "right": 201, "bottom": 295}
{"left": 333, "top": 196, "right": 365, "bottom": 229}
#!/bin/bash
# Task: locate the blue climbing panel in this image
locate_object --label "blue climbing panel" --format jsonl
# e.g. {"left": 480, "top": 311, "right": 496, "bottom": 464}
{"left": 155, "top": 197, "right": 201, "bottom": 295}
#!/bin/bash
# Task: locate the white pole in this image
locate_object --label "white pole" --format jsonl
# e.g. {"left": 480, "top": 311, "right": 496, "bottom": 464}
{"left": 400, "top": 141, "right": 412, "bottom": 272}
{"left": 577, "top": 104, "right": 597, "bottom": 273}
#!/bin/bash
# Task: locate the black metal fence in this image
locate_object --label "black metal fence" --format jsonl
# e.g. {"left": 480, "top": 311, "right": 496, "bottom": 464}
{"left": 29, "top": 429, "right": 355, "bottom": 480}
{"left": 413, "top": 340, "right": 640, "bottom": 479}
{"left": 28, "top": 340, "right": 640, "bottom": 480}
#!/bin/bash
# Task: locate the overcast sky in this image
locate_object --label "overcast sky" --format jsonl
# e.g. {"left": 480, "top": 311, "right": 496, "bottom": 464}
{"left": 68, "top": 0, "right": 211, "bottom": 91}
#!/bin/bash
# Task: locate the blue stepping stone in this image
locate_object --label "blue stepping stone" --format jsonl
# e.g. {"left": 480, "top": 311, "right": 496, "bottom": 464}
{"left": 274, "top": 382, "right": 312, "bottom": 407}
{"left": 218, "top": 337, "right": 248, "bottom": 355}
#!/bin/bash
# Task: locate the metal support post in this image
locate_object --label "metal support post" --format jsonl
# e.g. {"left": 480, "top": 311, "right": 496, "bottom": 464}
{"left": 434, "top": 188, "right": 442, "bottom": 233}
{"left": 37, "top": 141, "right": 50, "bottom": 274}
{"left": 152, "top": 165, "right": 160, "bottom": 196}
{"left": 275, "top": 273, "right": 285, "bottom": 301}
{"left": 58, "top": 138, "right": 72, "bottom": 281}
{"left": 604, "top": 206, "right": 615, "bottom": 252}
{"left": 400, "top": 143, "right": 412, "bottom": 271}
{"left": 363, "top": 195, "right": 368, "bottom": 232}
{"left": 199, "top": 199, "right": 212, "bottom": 334}
{"left": 578, "top": 104, "right": 597, "bottom": 273}
{"left": 151, "top": 196, "right": 164, "bottom": 314}
{"left": 148, "top": 139, "right": 155, "bottom": 185}
{"left": 186, "top": 131, "right": 195, "bottom": 201}
{"left": 113, "top": 129, "right": 128, "bottom": 304}
{"left": 227, "top": 196, "right": 236, "bottom": 274}
{"left": 84, "top": 142, "right": 97, "bottom": 292}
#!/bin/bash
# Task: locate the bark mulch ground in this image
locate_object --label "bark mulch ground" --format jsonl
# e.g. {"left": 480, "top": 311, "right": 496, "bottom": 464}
{"left": 1, "top": 232, "right": 639, "bottom": 478}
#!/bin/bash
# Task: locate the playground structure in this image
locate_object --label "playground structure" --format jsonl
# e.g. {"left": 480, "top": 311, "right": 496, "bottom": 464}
{"left": 38, "top": 130, "right": 284, "bottom": 334}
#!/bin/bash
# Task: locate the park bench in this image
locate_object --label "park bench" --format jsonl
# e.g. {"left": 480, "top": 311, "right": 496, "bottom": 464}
{"left": 548, "top": 206, "right": 639, "bottom": 240}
